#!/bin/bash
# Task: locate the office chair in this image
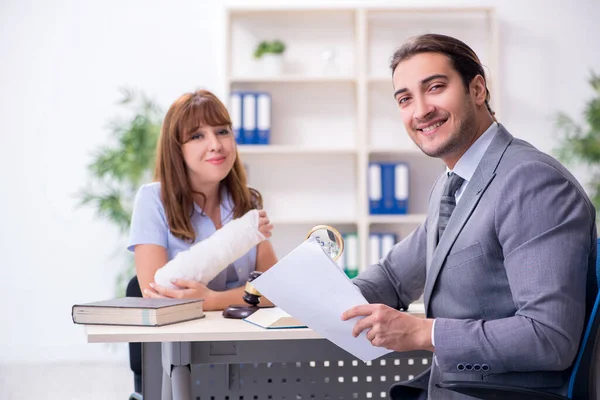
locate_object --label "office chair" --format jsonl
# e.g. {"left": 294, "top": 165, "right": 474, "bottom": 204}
{"left": 126, "top": 276, "right": 143, "bottom": 400}
{"left": 435, "top": 238, "right": 600, "bottom": 399}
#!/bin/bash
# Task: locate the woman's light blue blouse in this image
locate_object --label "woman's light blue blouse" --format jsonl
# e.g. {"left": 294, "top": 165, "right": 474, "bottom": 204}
{"left": 127, "top": 182, "right": 257, "bottom": 291}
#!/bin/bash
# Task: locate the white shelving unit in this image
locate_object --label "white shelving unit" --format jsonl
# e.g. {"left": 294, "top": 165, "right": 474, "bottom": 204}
{"left": 238, "top": 145, "right": 357, "bottom": 155}
{"left": 225, "top": 6, "right": 499, "bottom": 271}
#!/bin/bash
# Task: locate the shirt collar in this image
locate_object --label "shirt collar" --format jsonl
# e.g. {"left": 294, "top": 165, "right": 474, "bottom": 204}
{"left": 447, "top": 122, "right": 499, "bottom": 181}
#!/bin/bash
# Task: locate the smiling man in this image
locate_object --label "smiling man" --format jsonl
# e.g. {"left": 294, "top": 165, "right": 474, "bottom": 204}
{"left": 343, "top": 34, "right": 597, "bottom": 399}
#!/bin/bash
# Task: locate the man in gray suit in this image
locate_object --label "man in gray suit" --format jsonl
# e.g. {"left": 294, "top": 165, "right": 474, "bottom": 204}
{"left": 342, "top": 34, "right": 597, "bottom": 399}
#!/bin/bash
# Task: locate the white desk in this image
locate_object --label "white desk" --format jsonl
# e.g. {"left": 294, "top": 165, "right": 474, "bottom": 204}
{"left": 85, "top": 311, "right": 322, "bottom": 343}
{"left": 85, "top": 310, "right": 429, "bottom": 400}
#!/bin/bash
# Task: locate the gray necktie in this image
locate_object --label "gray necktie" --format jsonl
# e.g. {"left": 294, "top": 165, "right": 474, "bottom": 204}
{"left": 438, "top": 172, "right": 465, "bottom": 243}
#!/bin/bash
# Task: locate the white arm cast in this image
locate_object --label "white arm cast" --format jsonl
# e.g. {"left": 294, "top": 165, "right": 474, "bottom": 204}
{"left": 154, "top": 209, "right": 265, "bottom": 289}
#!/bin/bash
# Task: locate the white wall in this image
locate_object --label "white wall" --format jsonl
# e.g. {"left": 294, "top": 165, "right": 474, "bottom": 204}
{"left": 1, "top": 0, "right": 599, "bottom": 365}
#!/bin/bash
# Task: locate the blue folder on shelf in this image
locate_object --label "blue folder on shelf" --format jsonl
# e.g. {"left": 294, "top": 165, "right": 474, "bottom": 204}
{"left": 230, "top": 92, "right": 242, "bottom": 144}
{"left": 369, "top": 233, "right": 398, "bottom": 265}
{"left": 230, "top": 91, "right": 272, "bottom": 145}
{"left": 256, "top": 92, "right": 271, "bottom": 145}
{"left": 242, "top": 92, "right": 256, "bottom": 144}
{"left": 368, "top": 162, "right": 409, "bottom": 214}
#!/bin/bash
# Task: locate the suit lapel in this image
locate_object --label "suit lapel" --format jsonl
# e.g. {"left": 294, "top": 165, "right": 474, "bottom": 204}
{"left": 423, "top": 125, "right": 514, "bottom": 313}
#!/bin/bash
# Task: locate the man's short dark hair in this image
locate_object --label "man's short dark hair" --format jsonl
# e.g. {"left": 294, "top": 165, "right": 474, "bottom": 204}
{"left": 390, "top": 33, "right": 494, "bottom": 116}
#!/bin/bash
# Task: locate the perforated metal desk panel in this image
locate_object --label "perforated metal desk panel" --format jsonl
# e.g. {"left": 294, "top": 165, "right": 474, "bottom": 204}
{"left": 86, "top": 311, "right": 431, "bottom": 399}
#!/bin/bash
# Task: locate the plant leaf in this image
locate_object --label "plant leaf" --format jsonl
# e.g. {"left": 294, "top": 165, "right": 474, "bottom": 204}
{"left": 554, "top": 71, "right": 600, "bottom": 215}
{"left": 77, "top": 88, "right": 162, "bottom": 229}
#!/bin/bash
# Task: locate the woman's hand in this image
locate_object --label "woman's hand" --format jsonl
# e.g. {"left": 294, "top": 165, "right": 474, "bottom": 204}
{"left": 144, "top": 279, "right": 214, "bottom": 301}
{"left": 258, "top": 210, "right": 273, "bottom": 238}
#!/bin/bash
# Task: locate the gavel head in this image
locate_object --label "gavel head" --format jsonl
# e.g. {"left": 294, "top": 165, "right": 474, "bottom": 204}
{"left": 242, "top": 271, "right": 263, "bottom": 306}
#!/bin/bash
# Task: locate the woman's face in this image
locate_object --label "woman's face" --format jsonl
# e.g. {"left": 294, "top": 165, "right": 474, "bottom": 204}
{"left": 181, "top": 124, "right": 236, "bottom": 188}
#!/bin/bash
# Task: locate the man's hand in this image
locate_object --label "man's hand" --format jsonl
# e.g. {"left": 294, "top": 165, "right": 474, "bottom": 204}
{"left": 341, "top": 304, "right": 435, "bottom": 353}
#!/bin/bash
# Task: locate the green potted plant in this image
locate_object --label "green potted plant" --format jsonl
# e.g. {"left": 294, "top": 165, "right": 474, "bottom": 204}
{"left": 78, "top": 88, "right": 162, "bottom": 295}
{"left": 554, "top": 71, "right": 600, "bottom": 217}
{"left": 253, "top": 39, "right": 286, "bottom": 75}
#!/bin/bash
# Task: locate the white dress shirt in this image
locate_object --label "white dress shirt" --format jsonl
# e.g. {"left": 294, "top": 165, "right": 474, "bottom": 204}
{"left": 431, "top": 122, "right": 499, "bottom": 348}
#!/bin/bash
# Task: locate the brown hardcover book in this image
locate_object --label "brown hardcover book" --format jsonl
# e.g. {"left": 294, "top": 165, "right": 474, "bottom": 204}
{"left": 72, "top": 297, "right": 205, "bottom": 327}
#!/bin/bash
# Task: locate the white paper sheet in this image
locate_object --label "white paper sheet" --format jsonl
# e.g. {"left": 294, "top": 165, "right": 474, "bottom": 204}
{"left": 251, "top": 238, "right": 393, "bottom": 362}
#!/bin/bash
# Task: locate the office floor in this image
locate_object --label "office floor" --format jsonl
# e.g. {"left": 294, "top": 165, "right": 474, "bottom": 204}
{"left": 0, "top": 362, "right": 133, "bottom": 399}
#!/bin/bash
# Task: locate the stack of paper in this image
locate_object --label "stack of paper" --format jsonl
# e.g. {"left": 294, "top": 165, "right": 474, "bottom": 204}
{"left": 252, "top": 239, "right": 392, "bottom": 362}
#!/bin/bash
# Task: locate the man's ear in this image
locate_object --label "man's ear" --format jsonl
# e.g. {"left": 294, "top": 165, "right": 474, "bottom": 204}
{"left": 470, "top": 75, "right": 488, "bottom": 106}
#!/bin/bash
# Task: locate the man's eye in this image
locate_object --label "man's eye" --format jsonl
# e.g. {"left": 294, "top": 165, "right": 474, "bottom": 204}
{"left": 430, "top": 84, "right": 443, "bottom": 91}
{"left": 398, "top": 97, "right": 410, "bottom": 106}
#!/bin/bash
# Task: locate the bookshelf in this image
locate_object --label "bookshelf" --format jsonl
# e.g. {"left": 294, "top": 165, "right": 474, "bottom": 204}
{"left": 225, "top": 6, "right": 499, "bottom": 273}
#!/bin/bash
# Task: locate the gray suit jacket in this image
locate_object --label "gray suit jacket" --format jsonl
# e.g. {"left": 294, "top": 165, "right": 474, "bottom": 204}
{"left": 354, "top": 125, "right": 597, "bottom": 399}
